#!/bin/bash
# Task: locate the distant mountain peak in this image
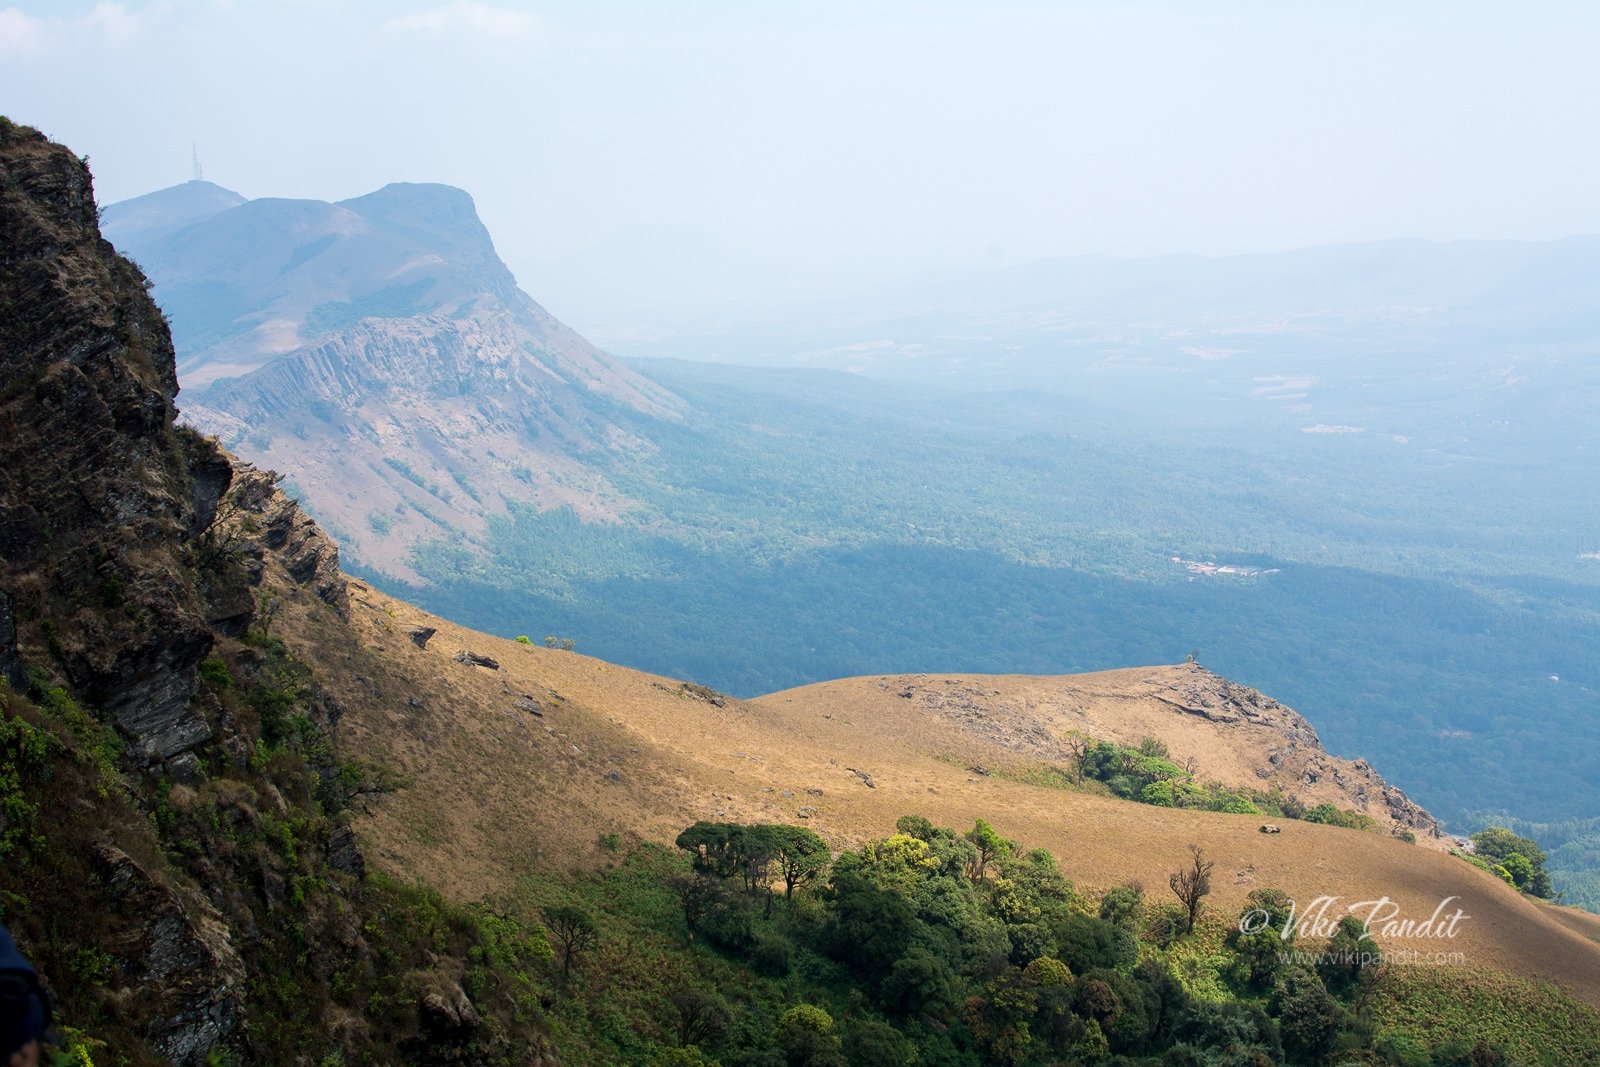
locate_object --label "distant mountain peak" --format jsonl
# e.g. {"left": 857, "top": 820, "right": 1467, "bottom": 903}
{"left": 104, "top": 175, "right": 681, "bottom": 576}
{"left": 100, "top": 179, "right": 248, "bottom": 248}
{"left": 339, "top": 180, "right": 481, "bottom": 219}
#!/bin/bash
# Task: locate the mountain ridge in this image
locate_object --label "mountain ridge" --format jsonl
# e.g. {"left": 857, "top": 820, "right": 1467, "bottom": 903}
{"left": 105, "top": 178, "right": 682, "bottom": 578}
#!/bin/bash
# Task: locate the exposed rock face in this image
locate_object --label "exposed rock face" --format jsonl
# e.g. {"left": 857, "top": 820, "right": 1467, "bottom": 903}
{"left": 1155, "top": 668, "right": 1442, "bottom": 840}
{"left": 0, "top": 118, "right": 219, "bottom": 762}
{"left": 326, "top": 823, "right": 367, "bottom": 881}
{"left": 92, "top": 844, "right": 247, "bottom": 1066}
{"left": 104, "top": 179, "right": 683, "bottom": 580}
{"left": 0, "top": 590, "right": 21, "bottom": 690}
{"left": 225, "top": 462, "right": 350, "bottom": 618}
{"left": 419, "top": 981, "right": 482, "bottom": 1039}
{"left": 1, "top": 120, "right": 560, "bottom": 1067}
{"left": 873, "top": 664, "right": 1442, "bottom": 842}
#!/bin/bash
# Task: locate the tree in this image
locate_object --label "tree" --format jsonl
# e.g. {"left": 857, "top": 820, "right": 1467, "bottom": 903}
{"left": 1139, "top": 736, "right": 1170, "bottom": 759}
{"left": 1317, "top": 914, "right": 1380, "bottom": 997}
{"left": 670, "top": 986, "right": 731, "bottom": 1049}
{"left": 668, "top": 872, "right": 725, "bottom": 944}
{"left": 881, "top": 946, "right": 960, "bottom": 1018}
{"left": 735, "top": 824, "right": 779, "bottom": 901}
{"left": 1099, "top": 883, "right": 1144, "bottom": 929}
{"left": 543, "top": 903, "right": 599, "bottom": 978}
{"left": 841, "top": 1018, "right": 916, "bottom": 1067}
{"left": 1271, "top": 965, "right": 1341, "bottom": 1062}
{"left": 1471, "top": 826, "right": 1553, "bottom": 898}
{"left": 1062, "top": 734, "right": 1091, "bottom": 783}
{"left": 775, "top": 1005, "right": 844, "bottom": 1067}
{"left": 963, "top": 968, "right": 1039, "bottom": 1066}
{"left": 822, "top": 870, "right": 916, "bottom": 979}
{"left": 1228, "top": 888, "right": 1295, "bottom": 990}
{"left": 894, "top": 814, "right": 935, "bottom": 840}
{"left": 965, "top": 818, "right": 1013, "bottom": 881}
{"left": 1168, "top": 845, "right": 1213, "bottom": 935}
{"left": 676, "top": 822, "right": 745, "bottom": 879}
{"left": 770, "top": 825, "right": 831, "bottom": 901}
{"left": 1500, "top": 851, "right": 1534, "bottom": 890}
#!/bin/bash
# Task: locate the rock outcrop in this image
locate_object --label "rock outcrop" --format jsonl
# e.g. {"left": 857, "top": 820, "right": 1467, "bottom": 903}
{"left": 1155, "top": 667, "right": 1441, "bottom": 840}
{"left": 1, "top": 119, "right": 561, "bottom": 1066}
{"left": 92, "top": 844, "right": 247, "bottom": 1066}
{"left": 871, "top": 664, "right": 1442, "bottom": 842}
{"left": 0, "top": 590, "right": 21, "bottom": 690}
{"left": 225, "top": 462, "right": 350, "bottom": 619}
{"left": 0, "top": 117, "right": 220, "bottom": 763}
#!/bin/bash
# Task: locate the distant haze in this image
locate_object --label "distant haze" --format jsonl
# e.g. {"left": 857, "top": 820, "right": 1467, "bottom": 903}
{"left": 4, "top": 1, "right": 1599, "bottom": 336}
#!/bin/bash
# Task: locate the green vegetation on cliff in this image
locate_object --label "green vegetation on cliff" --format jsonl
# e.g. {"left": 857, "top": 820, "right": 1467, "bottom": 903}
{"left": 1, "top": 644, "right": 559, "bottom": 1065}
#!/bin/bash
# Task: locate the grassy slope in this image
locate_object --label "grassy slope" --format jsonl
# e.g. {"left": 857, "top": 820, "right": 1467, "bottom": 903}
{"left": 261, "top": 571, "right": 1600, "bottom": 1011}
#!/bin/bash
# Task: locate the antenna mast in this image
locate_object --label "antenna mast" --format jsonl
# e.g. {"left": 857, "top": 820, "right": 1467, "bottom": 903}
{"left": 191, "top": 144, "right": 204, "bottom": 183}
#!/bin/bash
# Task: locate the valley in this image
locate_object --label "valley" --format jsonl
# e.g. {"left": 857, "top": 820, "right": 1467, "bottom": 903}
{"left": 304, "top": 577, "right": 1600, "bottom": 1005}
{"left": 100, "top": 174, "right": 1600, "bottom": 909}
{"left": 4, "top": 0, "right": 1600, "bottom": 1059}
{"left": 5, "top": 113, "right": 1600, "bottom": 1066}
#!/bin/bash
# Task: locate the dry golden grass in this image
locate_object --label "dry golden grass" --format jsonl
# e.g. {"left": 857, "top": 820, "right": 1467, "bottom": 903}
{"left": 264, "top": 573, "right": 1600, "bottom": 1009}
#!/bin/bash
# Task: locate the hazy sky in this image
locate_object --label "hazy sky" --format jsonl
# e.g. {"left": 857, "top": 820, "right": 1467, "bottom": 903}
{"left": 4, "top": 1, "right": 1598, "bottom": 334}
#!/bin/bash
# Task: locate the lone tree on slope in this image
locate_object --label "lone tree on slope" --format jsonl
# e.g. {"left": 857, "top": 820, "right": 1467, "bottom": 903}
{"left": 543, "top": 904, "right": 600, "bottom": 979}
{"left": 1169, "top": 844, "right": 1214, "bottom": 935}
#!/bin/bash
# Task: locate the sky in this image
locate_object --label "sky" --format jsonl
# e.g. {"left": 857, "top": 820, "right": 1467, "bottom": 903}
{"left": 3, "top": 0, "right": 1598, "bottom": 336}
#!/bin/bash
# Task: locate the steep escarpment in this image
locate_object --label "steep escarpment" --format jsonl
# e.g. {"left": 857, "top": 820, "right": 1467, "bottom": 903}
{"left": 0, "top": 119, "right": 557, "bottom": 1066}
{"left": 104, "top": 179, "right": 682, "bottom": 579}
{"left": 0, "top": 115, "right": 217, "bottom": 767}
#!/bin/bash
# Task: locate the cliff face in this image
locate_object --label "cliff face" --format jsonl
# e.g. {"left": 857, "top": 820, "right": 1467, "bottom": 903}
{"left": 0, "top": 119, "right": 556, "bottom": 1066}
{"left": 0, "top": 118, "right": 221, "bottom": 766}
{"left": 1142, "top": 665, "right": 1441, "bottom": 838}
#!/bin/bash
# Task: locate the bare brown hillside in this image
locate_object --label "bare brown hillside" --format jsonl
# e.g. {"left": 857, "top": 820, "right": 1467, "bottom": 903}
{"left": 768, "top": 668, "right": 1443, "bottom": 845}
{"left": 249, "top": 556, "right": 1600, "bottom": 1009}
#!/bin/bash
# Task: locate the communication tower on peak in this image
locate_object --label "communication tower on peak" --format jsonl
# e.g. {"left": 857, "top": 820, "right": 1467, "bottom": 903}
{"left": 191, "top": 144, "right": 204, "bottom": 183}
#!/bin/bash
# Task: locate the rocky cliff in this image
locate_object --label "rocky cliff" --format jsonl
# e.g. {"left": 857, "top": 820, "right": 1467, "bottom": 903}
{"left": 104, "top": 179, "right": 682, "bottom": 578}
{"left": 0, "top": 115, "right": 218, "bottom": 768}
{"left": 0, "top": 118, "right": 556, "bottom": 1066}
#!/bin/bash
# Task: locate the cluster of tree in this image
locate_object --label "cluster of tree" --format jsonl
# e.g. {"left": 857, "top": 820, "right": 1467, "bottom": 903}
{"left": 1458, "top": 812, "right": 1600, "bottom": 909}
{"left": 1461, "top": 827, "right": 1555, "bottom": 898}
{"left": 1301, "top": 803, "right": 1378, "bottom": 833}
{"left": 641, "top": 815, "right": 1512, "bottom": 1066}
{"left": 1064, "top": 735, "right": 1379, "bottom": 830}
